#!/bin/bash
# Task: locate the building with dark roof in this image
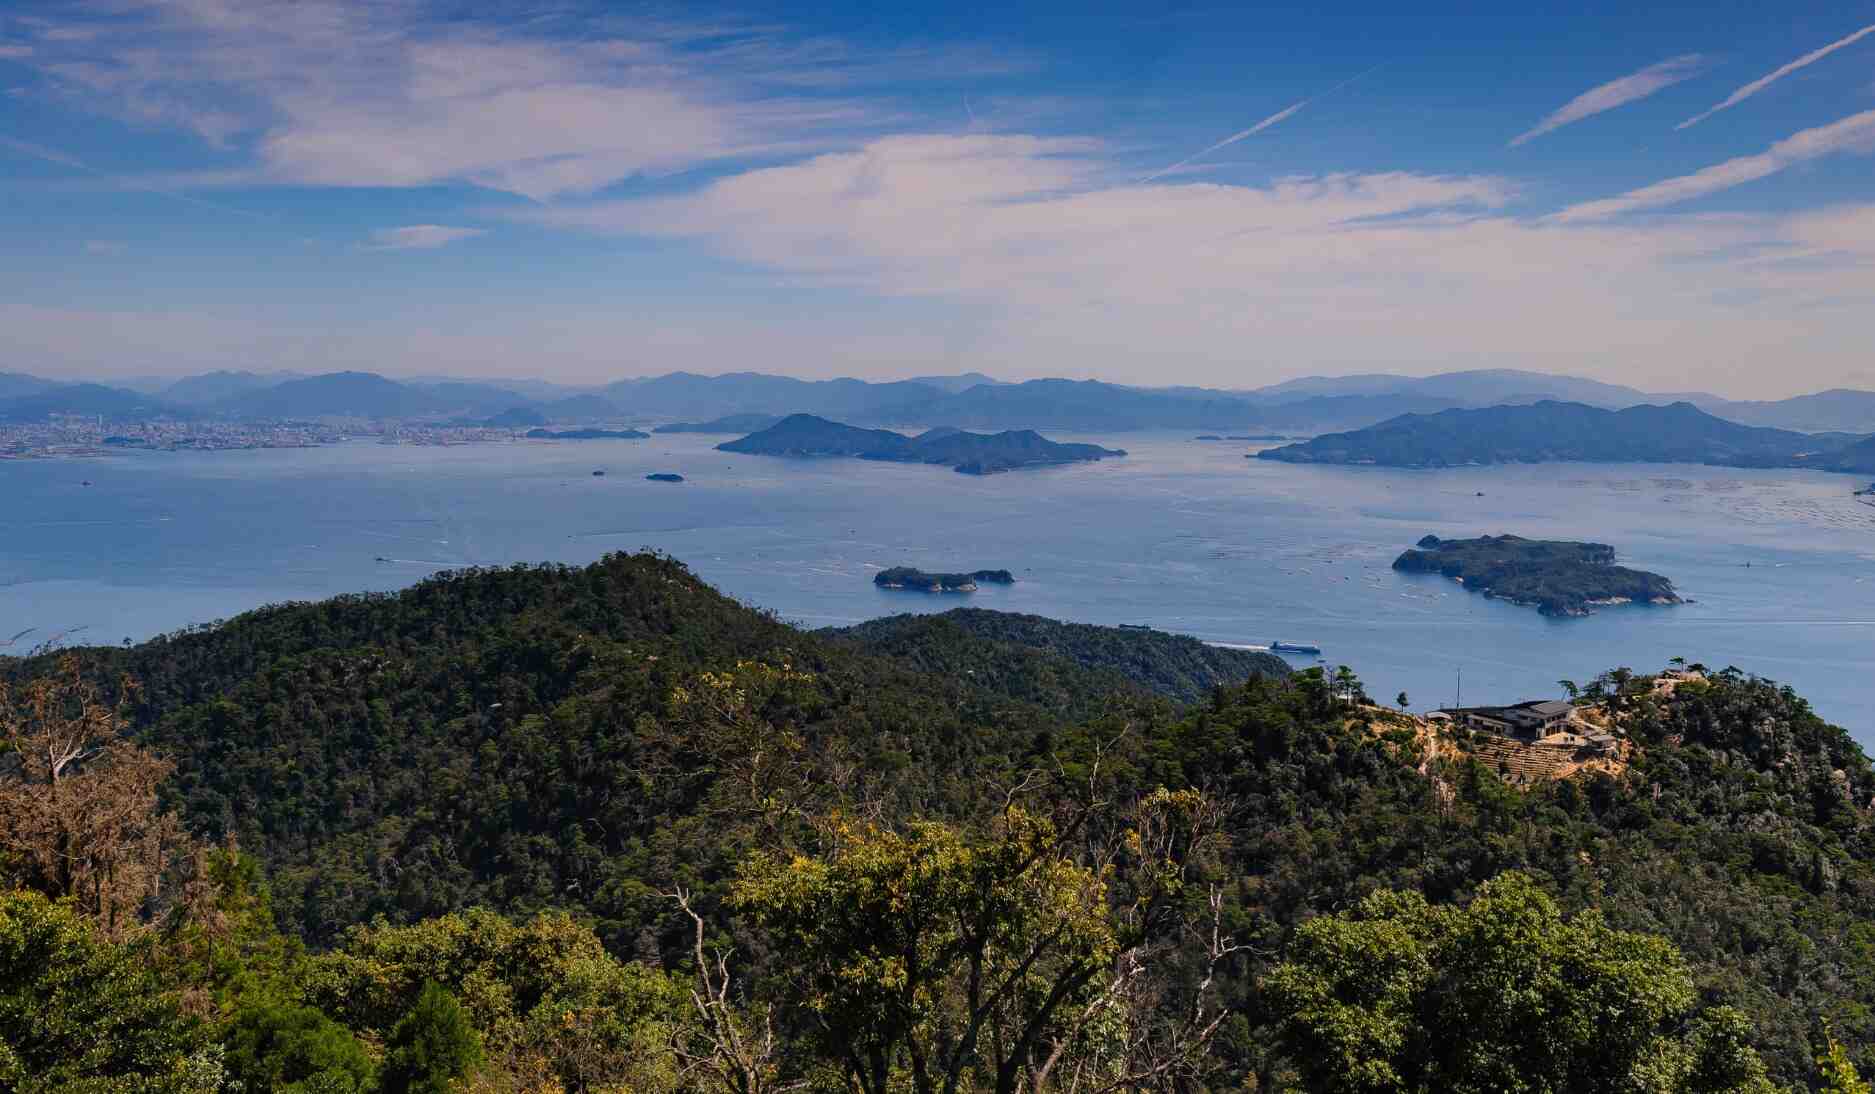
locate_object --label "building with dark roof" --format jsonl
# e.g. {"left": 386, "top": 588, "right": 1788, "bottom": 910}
{"left": 1439, "top": 699, "right": 1576, "bottom": 739}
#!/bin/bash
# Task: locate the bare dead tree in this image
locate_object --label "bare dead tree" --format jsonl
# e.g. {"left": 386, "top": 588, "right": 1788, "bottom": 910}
{"left": 0, "top": 654, "right": 185, "bottom": 938}
{"left": 669, "top": 887, "right": 802, "bottom": 1094}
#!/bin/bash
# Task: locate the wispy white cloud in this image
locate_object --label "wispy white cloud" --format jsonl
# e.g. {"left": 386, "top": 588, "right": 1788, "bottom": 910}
{"left": 0, "top": 133, "right": 268, "bottom": 218}
{"left": 11, "top": 0, "right": 1020, "bottom": 200}
{"left": 1139, "top": 102, "right": 1306, "bottom": 183}
{"left": 366, "top": 225, "right": 484, "bottom": 250}
{"left": 1678, "top": 24, "right": 1875, "bottom": 129}
{"left": 1139, "top": 66, "right": 1381, "bottom": 183}
{"left": 1511, "top": 54, "right": 1707, "bottom": 146}
{"left": 0, "top": 45, "right": 34, "bottom": 59}
{"left": 507, "top": 132, "right": 1875, "bottom": 395}
{"left": 1554, "top": 106, "right": 1875, "bottom": 220}
{"left": 83, "top": 240, "right": 127, "bottom": 255}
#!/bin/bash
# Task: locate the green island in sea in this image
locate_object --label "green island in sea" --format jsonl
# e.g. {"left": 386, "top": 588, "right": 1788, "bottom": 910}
{"left": 1392, "top": 534, "right": 1682, "bottom": 616}
{"left": 873, "top": 566, "right": 1016, "bottom": 591}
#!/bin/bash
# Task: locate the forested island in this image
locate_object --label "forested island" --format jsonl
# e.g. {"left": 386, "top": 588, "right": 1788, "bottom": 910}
{"left": 1257, "top": 400, "right": 1862, "bottom": 469}
{"left": 1394, "top": 534, "right": 1682, "bottom": 615}
{"left": 525, "top": 427, "right": 649, "bottom": 440}
{"left": 872, "top": 565, "right": 1015, "bottom": 591}
{"left": 651, "top": 412, "right": 783, "bottom": 434}
{"left": 4, "top": 552, "right": 1875, "bottom": 1090}
{"left": 717, "top": 413, "right": 1124, "bottom": 473}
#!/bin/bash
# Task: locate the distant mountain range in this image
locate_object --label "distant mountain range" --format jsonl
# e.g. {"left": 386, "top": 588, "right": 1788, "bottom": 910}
{"left": 161, "top": 370, "right": 305, "bottom": 405}
{"left": 716, "top": 413, "right": 1124, "bottom": 474}
{"left": 1257, "top": 401, "right": 1867, "bottom": 471}
{"left": 1240, "top": 368, "right": 1667, "bottom": 409}
{"left": 3, "top": 366, "right": 1874, "bottom": 439}
{"left": 0, "top": 383, "right": 188, "bottom": 422}
{"left": 0, "top": 372, "right": 63, "bottom": 401}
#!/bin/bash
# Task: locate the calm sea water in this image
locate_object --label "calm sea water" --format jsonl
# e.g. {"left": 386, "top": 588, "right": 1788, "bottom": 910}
{"left": 5, "top": 434, "right": 1873, "bottom": 741}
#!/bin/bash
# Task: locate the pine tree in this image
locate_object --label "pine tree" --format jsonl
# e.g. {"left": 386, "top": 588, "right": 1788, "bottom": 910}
{"left": 380, "top": 982, "right": 483, "bottom": 1094}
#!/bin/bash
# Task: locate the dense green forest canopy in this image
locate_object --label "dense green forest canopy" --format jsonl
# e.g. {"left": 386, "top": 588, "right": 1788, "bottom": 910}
{"left": 3, "top": 552, "right": 1874, "bottom": 1091}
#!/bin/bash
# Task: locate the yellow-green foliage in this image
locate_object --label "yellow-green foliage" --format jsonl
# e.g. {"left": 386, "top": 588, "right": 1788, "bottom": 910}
{"left": 1263, "top": 872, "right": 1777, "bottom": 1094}
{"left": 308, "top": 907, "right": 688, "bottom": 1091}
{"left": 1819, "top": 1031, "right": 1873, "bottom": 1094}
{"left": 732, "top": 809, "right": 1118, "bottom": 1094}
{"left": 0, "top": 889, "right": 222, "bottom": 1092}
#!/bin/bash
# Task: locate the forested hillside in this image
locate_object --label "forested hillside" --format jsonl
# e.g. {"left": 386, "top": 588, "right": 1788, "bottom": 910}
{"left": 4, "top": 553, "right": 1874, "bottom": 1091}
{"left": 824, "top": 608, "right": 1289, "bottom": 703}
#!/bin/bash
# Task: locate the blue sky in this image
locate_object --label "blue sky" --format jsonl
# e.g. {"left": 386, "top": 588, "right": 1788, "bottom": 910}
{"left": 2, "top": 0, "right": 1873, "bottom": 397}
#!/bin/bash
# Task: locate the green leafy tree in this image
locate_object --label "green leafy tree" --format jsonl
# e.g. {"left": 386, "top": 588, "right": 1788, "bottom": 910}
{"left": 309, "top": 907, "right": 686, "bottom": 1089}
{"left": 225, "top": 999, "right": 375, "bottom": 1094}
{"left": 382, "top": 982, "right": 483, "bottom": 1094}
{"left": 1262, "top": 871, "right": 1775, "bottom": 1094}
{"left": 732, "top": 792, "right": 1233, "bottom": 1094}
{"left": 1817, "top": 1028, "right": 1871, "bottom": 1094}
{"left": 0, "top": 888, "right": 219, "bottom": 1092}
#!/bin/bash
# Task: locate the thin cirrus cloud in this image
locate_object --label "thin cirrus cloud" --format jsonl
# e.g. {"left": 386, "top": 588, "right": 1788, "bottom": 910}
{"left": 1510, "top": 54, "right": 1707, "bottom": 147}
{"left": 1553, "top": 106, "right": 1875, "bottom": 221}
{"left": 8, "top": 0, "right": 1003, "bottom": 201}
{"left": 1138, "top": 65, "right": 1382, "bottom": 183}
{"left": 367, "top": 225, "right": 485, "bottom": 251}
{"left": 1678, "top": 24, "right": 1875, "bottom": 129}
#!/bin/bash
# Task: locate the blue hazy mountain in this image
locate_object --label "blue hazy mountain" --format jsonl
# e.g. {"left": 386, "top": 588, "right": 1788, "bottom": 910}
{"left": 892, "top": 378, "right": 1259, "bottom": 431}
{"left": 0, "top": 372, "right": 63, "bottom": 401}
{"left": 162, "top": 370, "right": 304, "bottom": 406}
{"left": 0, "top": 383, "right": 187, "bottom": 422}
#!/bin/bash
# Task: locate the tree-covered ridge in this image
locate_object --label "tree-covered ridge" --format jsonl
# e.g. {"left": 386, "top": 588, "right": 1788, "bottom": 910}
{"left": 825, "top": 608, "right": 1289, "bottom": 704}
{"left": 1392, "top": 533, "right": 1682, "bottom": 616}
{"left": 5, "top": 555, "right": 1875, "bottom": 1089}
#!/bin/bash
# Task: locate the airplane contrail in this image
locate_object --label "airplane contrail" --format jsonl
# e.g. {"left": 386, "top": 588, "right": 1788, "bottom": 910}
{"left": 1678, "top": 24, "right": 1875, "bottom": 130}
{"left": 1139, "top": 65, "right": 1384, "bottom": 183}
{"left": 0, "top": 135, "right": 270, "bottom": 220}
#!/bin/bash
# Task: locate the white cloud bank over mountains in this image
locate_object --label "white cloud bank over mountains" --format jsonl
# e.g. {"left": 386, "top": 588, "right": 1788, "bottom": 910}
{"left": 515, "top": 133, "right": 1875, "bottom": 393}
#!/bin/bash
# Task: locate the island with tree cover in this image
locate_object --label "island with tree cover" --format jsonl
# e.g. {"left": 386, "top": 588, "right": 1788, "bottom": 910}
{"left": 1256, "top": 400, "right": 1848, "bottom": 469}
{"left": 1394, "top": 534, "right": 1682, "bottom": 616}
{"left": 651, "top": 412, "right": 784, "bottom": 434}
{"left": 717, "top": 413, "right": 1124, "bottom": 474}
{"left": 644, "top": 472, "right": 684, "bottom": 482}
{"left": 1804, "top": 434, "right": 1875, "bottom": 475}
{"left": 872, "top": 566, "right": 1015, "bottom": 591}
{"left": 7, "top": 552, "right": 1875, "bottom": 1089}
{"left": 524, "top": 427, "right": 648, "bottom": 440}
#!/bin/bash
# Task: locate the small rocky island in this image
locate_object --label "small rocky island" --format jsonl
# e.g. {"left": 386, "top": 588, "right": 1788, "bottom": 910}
{"left": 874, "top": 567, "right": 1015, "bottom": 592}
{"left": 718, "top": 414, "right": 1123, "bottom": 474}
{"left": 1392, "top": 534, "right": 1682, "bottom": 617}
